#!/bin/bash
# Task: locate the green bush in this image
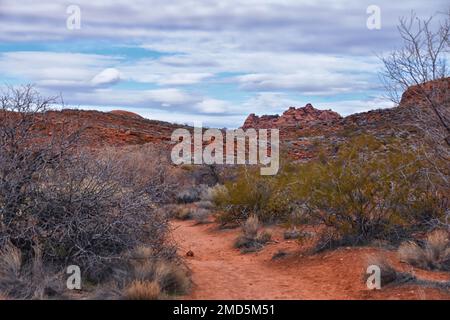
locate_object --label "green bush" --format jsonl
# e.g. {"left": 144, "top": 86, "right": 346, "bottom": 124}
{"left": 292, "top": 135, "right": 447, "bottom": 249}
{"left": 214, "top": 134, "right": 448, "bottom": 249}
{"left": 214, "top": 167, "right": 294, "bottom": 224}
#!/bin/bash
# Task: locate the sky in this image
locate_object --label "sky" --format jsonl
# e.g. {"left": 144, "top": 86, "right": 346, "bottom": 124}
{"left": 0, "top": 0, "right": 448, "bottom": 128}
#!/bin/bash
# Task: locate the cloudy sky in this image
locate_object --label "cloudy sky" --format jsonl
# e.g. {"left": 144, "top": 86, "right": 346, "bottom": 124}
{"left": 0, "top": 0, "right": 448, "bottom": 127}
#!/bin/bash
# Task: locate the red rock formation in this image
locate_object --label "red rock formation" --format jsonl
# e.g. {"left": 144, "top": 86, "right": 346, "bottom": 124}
{"left": 399, "top": 77, "right": 450, "bottom": 107}
{"left": 242, "top": 103, "right": 341, "bottom": 129}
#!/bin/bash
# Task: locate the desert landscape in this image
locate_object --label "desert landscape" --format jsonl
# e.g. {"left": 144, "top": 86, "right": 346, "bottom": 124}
{"left": 0, "top": 0, "right": 449, "bottom": 303}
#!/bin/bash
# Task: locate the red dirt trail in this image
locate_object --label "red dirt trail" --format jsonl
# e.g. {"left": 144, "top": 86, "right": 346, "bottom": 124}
{"left": 172, "top": 220, "right": 450, "bottom": 300}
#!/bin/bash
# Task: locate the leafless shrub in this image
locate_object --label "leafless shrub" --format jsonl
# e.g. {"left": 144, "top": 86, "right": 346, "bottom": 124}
{"left": 0, "top": 85, "right": 173, "bottom": 284}
{"left": 100, "top": 144, "right": 177, "bottom": 204}
{"left": 398, "top": 230, "right": 450, "bottom": 271}
{"left": 379, "top": 11, "right": 449, "bottom": 204}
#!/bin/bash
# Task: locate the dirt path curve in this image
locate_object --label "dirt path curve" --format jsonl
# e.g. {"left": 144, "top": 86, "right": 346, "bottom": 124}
{"left": 171, "top": 219, "right": 319, "bottom": 299}
{"left": 171, "top": 219, "right": 450, "bottom": 300}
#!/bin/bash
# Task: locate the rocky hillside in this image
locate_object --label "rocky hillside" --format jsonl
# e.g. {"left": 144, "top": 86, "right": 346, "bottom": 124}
{"left": 14, "top": 78, "right": 447, "bottom": 160}
{"left": 240, "top": 77, "right": 449, "bottom": 160}
{"left": 34, "top": 109, "right": 188, "bottom": 148}
{"left": 243, "top": 104, "right": 341, "bottom": 129}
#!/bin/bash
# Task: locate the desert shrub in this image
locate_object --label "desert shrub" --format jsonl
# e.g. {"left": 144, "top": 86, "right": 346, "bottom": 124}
{"left": 214, "top": 168, "right": 294, "bottom": 224}
{"left": 176, "top": 187, "right": 201, "bottom": 204}
{"left": 171, "top": 206, "right": 193, "bottom": 220}
{"left": 170, "top": 205, "right": 211, "bottom": 224}
{"left": 234, "top": 215, "right": 272, "bottom": 253}
{"left": 100, "top": 144, "right": 178, "bottom": 204}
{"left": 163, "top": 204, "right": 182, "bottom": 218}
{"left": 200, "top": 184, "right": 227, "bottom": 202}
{"left": 398, "top": 230, "right": 450, "bottom": 271}
{"left": 293, "top": 135, "right": 447, "bottom": 250}
{"left": 284, "top": 228, "right": 306, "bottom": 240}
{"left": 196, "top": 200, "right": 214, "bottom": 209}
{"left": 190, "top": 208, "right": 212, "bottom": 224}
{"left": 242, "top": 215, "right": 259, "bottom": 239}
{"left": 213, "top": 134, "right": 446, "bottom": 249}
{"left": 0, "top": 86, "right": 173, "bottom": 284}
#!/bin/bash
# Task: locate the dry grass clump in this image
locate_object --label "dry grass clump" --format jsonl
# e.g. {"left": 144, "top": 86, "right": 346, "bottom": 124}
{"left": 363, "top": 255, "right": 450, "bottom": 292}
{"left": 168, "top": 205, "right": 212, "bottom": 224}
{"left": 96, "top": 246, "right": 191, "bottom": 300}
{"left": 174, "top": 206, "right": 193, "bottom": 220}
{"left": 364, "top": 256, "right": 416, "bottom": 288}
{"left": 191, "top": 208, "right": 212, "bottom": 224}
{"left": 123, "top": 281, "right": 161, "bottom": 300}
{"left": 0, "top": 243, "right": 64, "bottom": 300}
{"left": 197, "top": 200, "right": 214, "bottom": 209}
{"left": 398, "top": 230, "right": 450, "bottom": 271}
{"left": 200, "top": 184, "right": 228, "bottom": 202}
{"left": 234, "top": 215, "right": 272, "bottom": 253}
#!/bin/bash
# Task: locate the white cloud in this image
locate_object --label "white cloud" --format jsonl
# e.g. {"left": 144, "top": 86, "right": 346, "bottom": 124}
{"left": 195, "top": 98, "right": 234, "bottom": 113}
{"left": 0, "top": 51, "right": 121, "bottom": 88}
{"left": 91, "top": 68, "right": 121, "bottom": 86}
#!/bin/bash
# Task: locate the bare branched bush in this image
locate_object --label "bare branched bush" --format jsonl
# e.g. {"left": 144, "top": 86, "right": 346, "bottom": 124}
{"left": 0, "top": 85, "right": 175, "bottom": 287}
{"left": 100, "top": 144, "right": 178, "bottom": 204}
{"left": 380, "top": 12, "right": 450, "bottom": 214}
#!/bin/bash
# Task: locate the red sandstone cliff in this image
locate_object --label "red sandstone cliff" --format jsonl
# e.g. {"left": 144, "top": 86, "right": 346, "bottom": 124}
{"left": 242, "top": 103, "right": 341, "bottom": 129}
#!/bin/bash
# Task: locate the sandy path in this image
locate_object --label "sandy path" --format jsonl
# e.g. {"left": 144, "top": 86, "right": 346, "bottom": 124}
{"left": 172, "top": 220, "right": 450, "bottom": 300}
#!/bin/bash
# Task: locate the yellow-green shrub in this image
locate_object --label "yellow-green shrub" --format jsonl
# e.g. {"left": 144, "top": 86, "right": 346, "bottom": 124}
{"left": 214, "top": 167, "right": 294, "bottom": 224}
{"left": 292, "top": 135, "right": 447, "bottom": 248}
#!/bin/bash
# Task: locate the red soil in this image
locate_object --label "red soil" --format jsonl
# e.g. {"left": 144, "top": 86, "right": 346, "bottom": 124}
{"left": 172, "top": 220, "right": 450, "bottom": 300}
